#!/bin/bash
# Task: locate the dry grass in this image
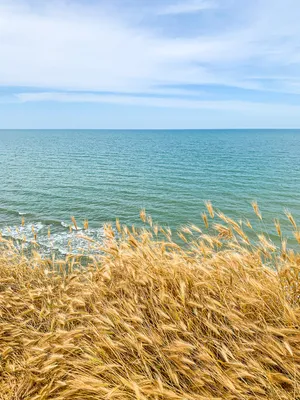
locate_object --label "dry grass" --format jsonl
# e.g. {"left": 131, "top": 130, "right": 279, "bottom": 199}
{"left": 0, "top": 206, "right": 300, "bottom": 399}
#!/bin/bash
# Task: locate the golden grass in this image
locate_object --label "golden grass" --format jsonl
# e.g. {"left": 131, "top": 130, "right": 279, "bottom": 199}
{"left": 0, "top": 207, "right": 300, "bottom": 399}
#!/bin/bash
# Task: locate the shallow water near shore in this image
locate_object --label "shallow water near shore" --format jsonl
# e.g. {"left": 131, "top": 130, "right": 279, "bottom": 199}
{"left": 1, "top": 129, "right": 300, "bottom": 255}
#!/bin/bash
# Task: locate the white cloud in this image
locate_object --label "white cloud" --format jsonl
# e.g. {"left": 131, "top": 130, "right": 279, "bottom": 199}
{"left": 157, "top": 0, "right": 216, "bottom": 15}
{"left": 0, "top": 0, "right": 300, "bottom": 103}
{"left": 0, "top": 0, "right": 243, "bottom": 94}
{"left": 16, "top": 91, "right": 229, "bottom": 107}
{"left": 0, "top": 1, "right": 266, "bottom": 93}
{"left": 15, "top": 91, "right": 300, "bottom": 118}
{"left": 0, "top": 2, "right": 158, "bottom": 92}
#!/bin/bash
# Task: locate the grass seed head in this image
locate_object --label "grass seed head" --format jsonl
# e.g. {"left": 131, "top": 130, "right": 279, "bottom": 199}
{"left": 71, "top": 216, "right": 78, "bottom": 230}
{"left": 251, "top": 201, "right": 262, "bottom": 220}
{"left": 0, "top": 206, "right": 299, "bottom": 399}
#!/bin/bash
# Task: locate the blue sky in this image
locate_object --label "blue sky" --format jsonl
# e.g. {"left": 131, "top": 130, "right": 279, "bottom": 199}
{"left": 1, "top": 0, "right": 300, "bottom": 128}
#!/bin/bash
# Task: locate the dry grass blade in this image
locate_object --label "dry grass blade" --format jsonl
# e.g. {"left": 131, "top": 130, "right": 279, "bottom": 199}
{"left": 83, "top": 219, "right": 89, "bottom": 230}
{"left": 294, "top": 230, "right": 300, "bottom": 244}
{"left": 201, "top": 212, "right": 209, "bottom": 228}
{"left": 274, "top": 218, "right": 282, "bottom": 237}
{"left": 0, "top": 207, "right": 299, "bottom": 399}
{"left": 205, "top": 200, "right": 214, "bottom": 218}
{"left": 71, "top": 216, "right": 78, "bottom": 230}
{"left": 251, "top": 201, "right": 262, "bottom": 220}
{"left": 285, "top": 209, "right": 297, "bottom": 229}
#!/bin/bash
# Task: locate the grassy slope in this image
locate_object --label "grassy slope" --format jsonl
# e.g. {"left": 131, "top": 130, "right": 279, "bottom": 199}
{"left": 0, "top": 206, "right": 299, "bottom": 399}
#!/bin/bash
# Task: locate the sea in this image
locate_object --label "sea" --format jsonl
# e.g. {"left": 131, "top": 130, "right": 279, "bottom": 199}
{"left": 0, "top": 129, "right": 300, "bottom": 255}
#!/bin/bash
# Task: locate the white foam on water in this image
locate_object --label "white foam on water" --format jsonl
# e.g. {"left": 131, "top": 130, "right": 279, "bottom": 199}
{"left": 1, "top": 222, "right": 105, "bottom": 257}
{"left": 48, "top": 227, "right": 105, "bottom": 256}
{"left": 1, "top": 222, "right": 44, "bottom": 240}
{"left": 60, "top": 221, "right": 83, "bottom": 230}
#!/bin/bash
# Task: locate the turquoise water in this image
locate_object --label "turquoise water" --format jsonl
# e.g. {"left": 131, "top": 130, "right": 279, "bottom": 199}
{"left": 0, "top": 129, "right": 300, "bottom": 254}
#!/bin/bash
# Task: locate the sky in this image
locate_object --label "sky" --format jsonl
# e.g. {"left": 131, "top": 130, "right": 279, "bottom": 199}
{"left": 0, "top": 0, "right": 300, "bottom": 129}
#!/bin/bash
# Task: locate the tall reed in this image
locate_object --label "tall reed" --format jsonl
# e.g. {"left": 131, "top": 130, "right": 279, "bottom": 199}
{"left": 0, "top": 206, "right": 299, "bottom": 399}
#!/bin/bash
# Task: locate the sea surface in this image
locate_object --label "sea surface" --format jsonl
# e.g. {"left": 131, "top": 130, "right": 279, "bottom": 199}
{"left": 1, "top": 129, "right": 300, "bottom": 255}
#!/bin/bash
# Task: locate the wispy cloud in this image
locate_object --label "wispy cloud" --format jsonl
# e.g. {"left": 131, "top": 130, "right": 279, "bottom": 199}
{"left": 15, "top": 92, "right": 300, "bottom": 117}
{"left": 1, "top": 0, "right": 300, "bottom": 125}
{"left": 157, "top": 0, "right": 217, "bottom": 15}
{"left": 0, "top": 0, "right": 239, "bottom": 96}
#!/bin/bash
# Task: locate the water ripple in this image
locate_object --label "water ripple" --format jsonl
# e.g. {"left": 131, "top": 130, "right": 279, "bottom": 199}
{"left": 1, "top": 129, "right": 300, "bottom": 254}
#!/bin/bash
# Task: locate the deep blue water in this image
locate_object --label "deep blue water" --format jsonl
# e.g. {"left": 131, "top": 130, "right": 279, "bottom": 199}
{"left": 0, "top": 129, "right": 299, "bottom": 254}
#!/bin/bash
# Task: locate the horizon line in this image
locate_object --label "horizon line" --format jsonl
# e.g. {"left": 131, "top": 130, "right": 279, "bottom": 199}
{"left": 1, "top": 128, "right": 300, "bottom": 131}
